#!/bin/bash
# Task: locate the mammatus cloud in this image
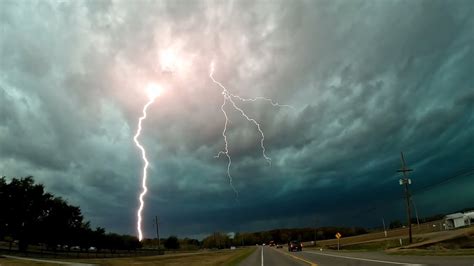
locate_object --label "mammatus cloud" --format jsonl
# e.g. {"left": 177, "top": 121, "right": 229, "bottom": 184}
{"left": 1, "top": 0, "right": 473, "bottom": 237}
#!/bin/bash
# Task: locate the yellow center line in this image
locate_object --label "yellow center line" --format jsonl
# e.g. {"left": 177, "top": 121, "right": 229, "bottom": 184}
{"left": 274, "top": 249, "right": 318, "bottom": 266}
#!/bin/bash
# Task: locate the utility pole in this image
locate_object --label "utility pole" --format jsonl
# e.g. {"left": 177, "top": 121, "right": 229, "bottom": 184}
{"left": 155, "top": 216, "right": 160, "bottom": 251}
{"left": 397, "top": 152, "right": 413, "bottom": 244}
{"left": 314, "top": 217, "right": 318, "bottom": 246}
{"left": 382, "top": 217, "right": 387, "bottom": 237}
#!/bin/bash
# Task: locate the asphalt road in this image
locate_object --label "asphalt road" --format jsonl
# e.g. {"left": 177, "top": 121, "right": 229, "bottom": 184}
{"left": 239, "top": 246, "right": 308, "bottom": 266}
{"left": 239, "top": 246, "right": 474, "bottom": 266}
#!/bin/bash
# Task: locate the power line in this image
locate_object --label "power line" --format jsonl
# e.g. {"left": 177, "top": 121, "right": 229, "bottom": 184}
{"left": 347, "top": 168, "right": 474, "bottom": 219}
{"left": 412, "top": 168, "right": 474, "bottom": 194}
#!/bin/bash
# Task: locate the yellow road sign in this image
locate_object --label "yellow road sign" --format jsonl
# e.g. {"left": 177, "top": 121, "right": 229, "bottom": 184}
{"left": 335, "top": 232, "right": 341, "bottom": 239}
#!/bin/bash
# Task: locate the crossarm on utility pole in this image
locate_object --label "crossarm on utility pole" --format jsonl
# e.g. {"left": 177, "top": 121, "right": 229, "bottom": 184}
{"left": 397, "top": 152, "right": 414, "bottom": 244}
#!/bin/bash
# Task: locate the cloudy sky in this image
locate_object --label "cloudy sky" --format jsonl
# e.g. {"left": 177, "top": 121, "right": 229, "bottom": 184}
{"left": 1, "top": 0, "right": 473, "bottom": 239}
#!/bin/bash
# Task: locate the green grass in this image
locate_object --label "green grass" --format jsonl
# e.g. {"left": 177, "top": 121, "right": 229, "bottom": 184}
{"left": 388, "top": 233, "right": 474, "bottom": 256}
{"left": 224, "top": 247, "right": 255, "bottom": 266}
{"left": 0, "top": 248, "right": 256, "bottom": 266}
{"left": 388, "top": 249, "right": 474, "bottom": 256}
{"left": 327, "top": 237, "right": 425, "bottom": 251}
{"left": 423, "top": 234, "right": 474, "bottom": 249}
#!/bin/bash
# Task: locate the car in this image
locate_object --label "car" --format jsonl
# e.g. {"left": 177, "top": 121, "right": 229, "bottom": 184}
{"left": 88, "top": 246, "right": 97, "bottom": 251}
{"left": 276, "top": 244, "right": 283, "bottom": 248}
{"left": 288, "top": 240, "right": 302, "bottom": 252}
{"left": 269, "top": 241, "right": 275, "bottom": 247}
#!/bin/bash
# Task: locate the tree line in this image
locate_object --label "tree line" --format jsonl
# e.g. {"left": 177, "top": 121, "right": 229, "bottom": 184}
{"left": 4, "top": 176, "right": 457, "bottom": 252}
{"left": 140, "top": 227, "right": 369, "bottom": 250}
{"left": 0, "top": 176, "right": 140, "bottom": 252}
{"left": 200, "top": 226, "right": 368, "bottom": 249}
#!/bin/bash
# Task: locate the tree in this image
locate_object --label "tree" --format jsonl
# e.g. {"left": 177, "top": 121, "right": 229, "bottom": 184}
{"left": 0, "top": 176, "right": 52, "bottom": 250}
{"left": 389, "top": 220, "right": 402, "bottom": 229}
{"left": 92, "top": 227, "right": 106, "bottom": 251}
{"left": 164, "top": 236, "right": 180, "bottom": 249}
{"left": 0, "top": 176, "right": 141, "bottom": 252}
{"left": 202, "top": 232, "right": 232, "bottom": 249}
{"left": 39, "top": 197, "right": 85, "bottom": 248}
{"left": 179, "top": 238, "right": 200, "bottom": 250}
{"left": 0, "top": 177, "right": 87, "bottom": 250}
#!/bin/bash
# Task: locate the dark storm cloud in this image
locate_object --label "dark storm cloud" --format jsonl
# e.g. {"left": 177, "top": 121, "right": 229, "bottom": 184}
{"left": 1, "top": 0, "right": 473, "bottom": 238}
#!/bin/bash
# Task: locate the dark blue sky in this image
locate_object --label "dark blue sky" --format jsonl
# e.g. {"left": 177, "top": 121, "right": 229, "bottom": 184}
{"left": 1, "top": 0, "right": 473, "bottom": 239}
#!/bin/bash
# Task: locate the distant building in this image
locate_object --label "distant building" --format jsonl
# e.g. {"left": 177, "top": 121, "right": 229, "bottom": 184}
{"left": 464, "top": 211, "right": 474, "bottom": 226}
{"left": 444, "top": 211, "right": 474, "bottom": 229}
{"left": 444, "top": 213, "right": 465, "bottom": 229}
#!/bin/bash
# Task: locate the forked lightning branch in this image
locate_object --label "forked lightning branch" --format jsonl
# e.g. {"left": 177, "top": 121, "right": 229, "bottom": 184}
{"left": 133, "top": 56, "right": 291, "bottom": 241}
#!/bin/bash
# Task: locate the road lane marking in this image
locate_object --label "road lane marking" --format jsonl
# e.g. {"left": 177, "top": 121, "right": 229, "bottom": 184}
{"left": 2, "top": 255, "right": 96, "bottom": 265}
{"left": 305, "top": 251, "right": 426, "bottom": 266}
{"left": 261, "top": 246, "right": 264, "bottom": 266}
{"left": 274, "top": 249, "right": 317, "bottom": 266}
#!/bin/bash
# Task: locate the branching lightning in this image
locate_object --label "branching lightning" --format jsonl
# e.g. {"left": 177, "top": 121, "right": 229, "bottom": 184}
{"left": 209, "top": 61, "right": 293, "bottom": 197}
{"left": 134, "top": 84, "right": 162, "bottom": 241}
{"left": 132, "top": 56, "right": 290, "bottom": 239}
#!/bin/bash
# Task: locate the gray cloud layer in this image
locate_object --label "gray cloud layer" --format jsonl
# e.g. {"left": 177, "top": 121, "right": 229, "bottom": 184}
{"left": 1, "top": 0, "right": 473, "bottom": 238}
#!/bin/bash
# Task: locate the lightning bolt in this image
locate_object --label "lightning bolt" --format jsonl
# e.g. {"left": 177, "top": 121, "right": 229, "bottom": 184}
{"left": 134, "top": 97, "right": 155, "bottom": 241}
{"left": 210, "top": 61, "right": 292, "bottom": 197}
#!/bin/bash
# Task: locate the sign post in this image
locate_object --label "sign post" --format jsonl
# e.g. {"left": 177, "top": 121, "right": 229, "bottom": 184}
{"left": 335, "top": 232, "right": 342, "bottom": 251}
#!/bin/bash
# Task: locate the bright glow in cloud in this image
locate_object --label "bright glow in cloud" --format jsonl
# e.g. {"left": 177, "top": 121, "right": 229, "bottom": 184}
{"left": 159, "top": 49, "right": 181, "bottom": 73}
{"left": 146, "top": 83, "right": 163, "bottom": 100}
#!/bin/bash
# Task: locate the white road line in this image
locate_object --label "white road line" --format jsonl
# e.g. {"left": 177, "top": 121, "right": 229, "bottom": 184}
{"left": 261, "top": 246, "right": 264, "bottom": 266}
{"left": 2, "top": 255, "right": 96, "bottom": 265}
{"left": 305, "top": 251, "right": 426, "bottom": 266}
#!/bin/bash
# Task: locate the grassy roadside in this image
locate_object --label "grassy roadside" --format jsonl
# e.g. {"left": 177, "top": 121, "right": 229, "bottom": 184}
{"left": 224, "top": 247, "right": 255, "bottom": 266}
{"left": 335, "top": 237, "right": 424, "bottom": 251}
{"left": 0, "top": 248, "right": 256, "bottom": 266}
{"left": 306, "top": 226, "right": 474, "bottom": 256}
{"left": 0, "top": 257, "right": 50, "bottom": 265}
{"left": 304, "top": 237, "right": 474, "bottom": 257}
{"left": 387, "top": 249, "right": 474, "bottom": 256}
{"left": 304, "top": 237, "right": 424, "bottom": 252}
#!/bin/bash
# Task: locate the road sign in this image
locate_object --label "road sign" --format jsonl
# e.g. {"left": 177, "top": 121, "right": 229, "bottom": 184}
{"left": 335, "top": 232, "right": 342, "bottom": 251}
